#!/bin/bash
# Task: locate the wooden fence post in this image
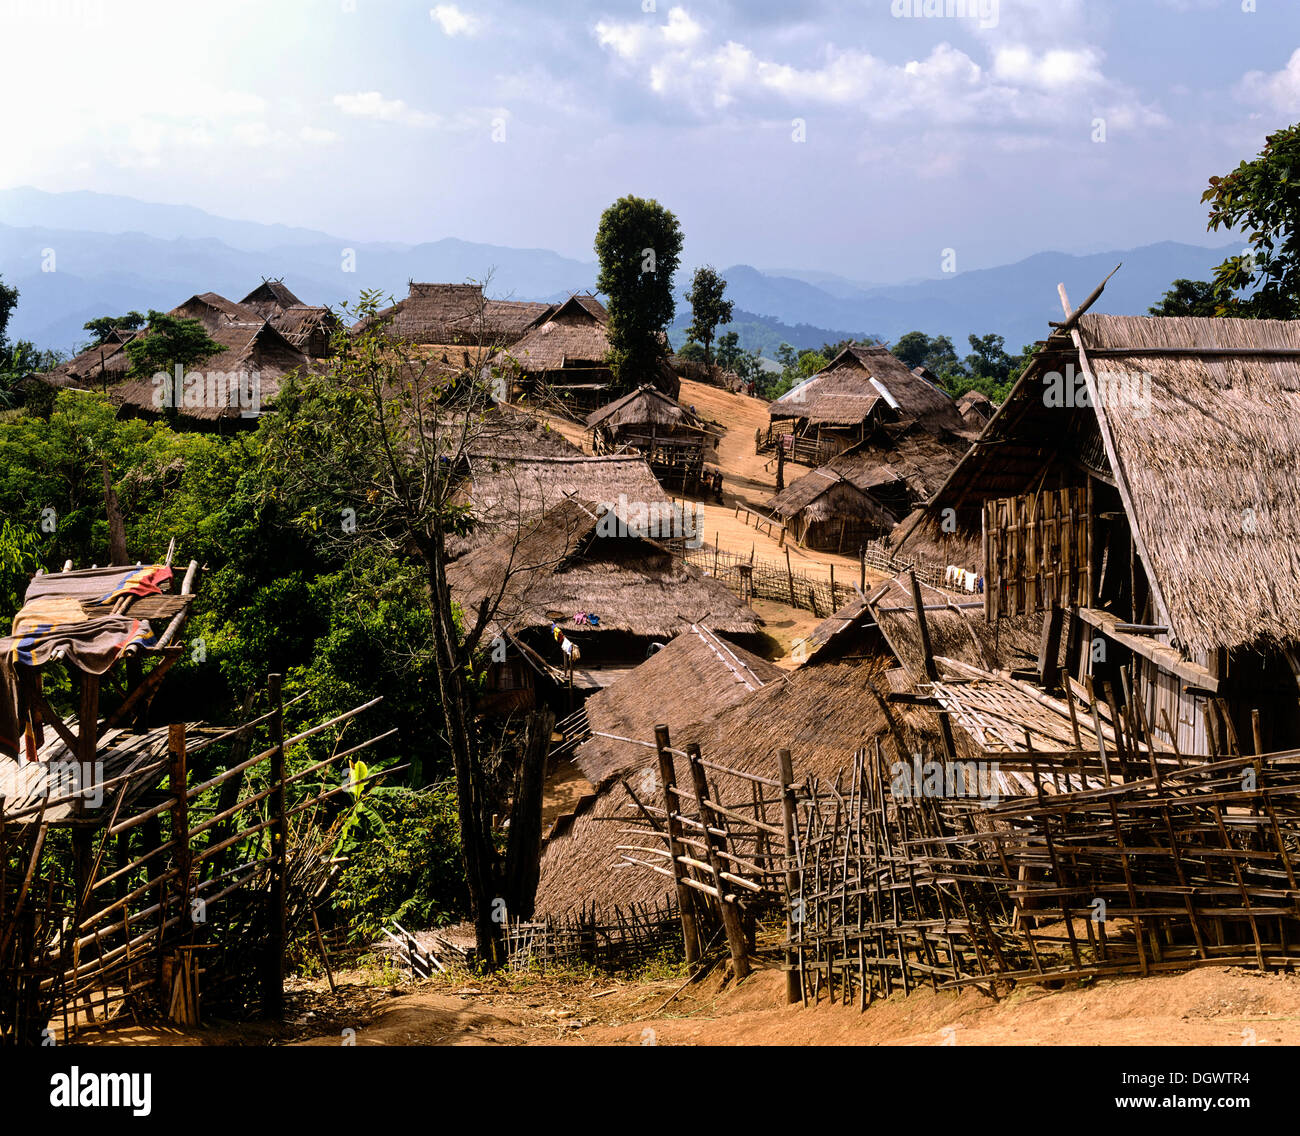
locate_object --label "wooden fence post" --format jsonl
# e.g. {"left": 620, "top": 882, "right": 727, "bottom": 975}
{"left": 168, "top": 723, "right": 191, "bottom": 937}
{"left": 262, "top": 673, "right": 287, "bottom": 1018}
{"left": 785, "top": 548, "right": 797, "bottom": 609}
{"left": 685, "top": 743, "right": 750, "bottom": 980}
{"left": 654, "top": 726, "right": 700, "bottom": 963}
{"left": 778, "top": 748, "right": 801, "bottom": 1004}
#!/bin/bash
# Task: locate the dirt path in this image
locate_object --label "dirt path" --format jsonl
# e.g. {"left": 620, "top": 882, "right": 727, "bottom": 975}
{"left": 278, "top": 963, "right": 1300, "bottom": 1048}
{"left": 539, "top": 380, "right": 886, "bottom": 591}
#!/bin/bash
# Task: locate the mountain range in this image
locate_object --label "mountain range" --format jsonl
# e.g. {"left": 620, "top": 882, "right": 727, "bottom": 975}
{"left": 0, "top": 187, "right": 1235, "bottom": 359}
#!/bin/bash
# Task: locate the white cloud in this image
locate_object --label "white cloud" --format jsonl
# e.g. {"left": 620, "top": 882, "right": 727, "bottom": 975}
{"left": 593, "top": 7, "right": 1165, "bottom": 135}
{"left": 1238, "top": 49, "right": 1300, "bottom": 114}
{"left": 431, "top": 4, "right": 482, "bottom": 37}
{"left": 332, "top": 91, "right": 442, "bottom": 127}
{"left": 298, "top": 125, "right": 340, "bottom": 144}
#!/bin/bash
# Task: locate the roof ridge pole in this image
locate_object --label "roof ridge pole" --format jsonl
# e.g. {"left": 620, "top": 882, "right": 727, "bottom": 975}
{"left": 1057, "top": 284, "right": 1175, "bottom": 639}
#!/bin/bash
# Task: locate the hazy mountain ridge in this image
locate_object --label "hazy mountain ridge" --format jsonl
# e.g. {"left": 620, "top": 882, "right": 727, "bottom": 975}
{"left": 0, "top": 188, "right": 1236, "bottom": 356}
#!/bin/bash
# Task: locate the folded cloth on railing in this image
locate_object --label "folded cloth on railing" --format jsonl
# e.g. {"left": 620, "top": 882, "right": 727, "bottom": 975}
{"left": 25, "top": 564, "right": 173, "bottom": 608}
{"left": 0, "top": 615, "right": 156, "bottom": 759}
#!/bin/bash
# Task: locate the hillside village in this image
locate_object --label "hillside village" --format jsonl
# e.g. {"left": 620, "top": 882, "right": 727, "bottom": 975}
{"left": 6, "top": 212, "right": 1300, "bottom": 1054}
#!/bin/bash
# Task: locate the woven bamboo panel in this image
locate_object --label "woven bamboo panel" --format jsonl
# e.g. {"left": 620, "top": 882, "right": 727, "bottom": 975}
{"left": 984, "top": 488, "right": 1091, "bottom": 619}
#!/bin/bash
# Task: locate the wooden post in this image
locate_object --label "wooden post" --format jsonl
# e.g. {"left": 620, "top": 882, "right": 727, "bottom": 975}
{"left": 909, "top": 570, "right": 958, "bottom": 762}
{"left": 262, "top": 673, "right": 287, "bottom": 1018}
{"left": 778, "top": 748, "right": 801, "bottom": 1004}
{"left": 72, "top": 673, "right": 101, "bottom": 912}
{"left": 829, "top": 564, "right": 836, "bottom": 611}
{"left": 785, "top": 547, "right": 797, "bottom": 609}
{"left": 860, "top": 546, "right": 866, "bottom": 591}
{"left": 654, "top": 726, "right": 699, "bottom": 963}
{"left": 168, "top": 723, "right": 191, "bottom": 937}
{"left": 1037, "top": 604, "right": 1065, "bottom": 689}
{"left": 685, "top": 743, "right": 750, "bottom": 980}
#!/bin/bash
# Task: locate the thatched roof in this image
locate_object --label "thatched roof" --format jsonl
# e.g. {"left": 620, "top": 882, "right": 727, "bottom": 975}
{"left": 493, "top": 295, "right": 680, "bottom": 398}
{"left": 769, "top": 345, "right": 966, "bottom": 432}
{"left": 495, "top": 293, "right": 609, "bottom": 371}
{"left": 463, "top": 452, "right": 668, "bottom": 528}
{"left": 573, "top": 625, "right": 785, "bottom": 786}
{"left": 899, "top": 312, "right": 1300, "bottom": 655}
{"left": 108, "top": 318, "right": 311, "bottom": 424}
{"left": 168, "top": 292, "right": 263, "bottom": 330}
{"left": 353, "top": 282, "right": 552, "bottom": 346}
{"left": 956, "top": 389, "right": 995, "bottom": 427}
{"left": 585, "top": 385, "right": 704, "bottom": 433}
{"left": 534, "top": 655, "right": 937, "bottom": 917}
{"left": 42, "top": 338, "right": 133, "bottom": 389}
{"left": 239, "top": 279, "right": 305, "bottom": 316}
{"left": 766, "top": 426, "right": 968, "bottom": 523}
{"left": 445, "top": 497, "right": 761, "bottom": 639}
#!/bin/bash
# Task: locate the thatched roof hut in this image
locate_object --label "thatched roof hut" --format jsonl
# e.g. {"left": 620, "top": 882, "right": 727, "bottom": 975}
{"left": 894, "top": 303, "right": 1300, "bottom": 753}
{"left": 445, "top": 497, "right": 761, "bottom": 645}
{"left": 491, "top": 295, "right": 680, "bottom": 406}
{"left": 764, "top": 426, "right": 968, "bottom": 551}
{"left": 768, "top": 345, "right": 965, "bottom": 443}
{"left": 585, "top": 385, "right": 714, "bottom": 490}
{"left": 955, "top": 388, "right": 995, "bottom": 428}
{"left": 353, "top": 282, "right": 551, "bottom": 347}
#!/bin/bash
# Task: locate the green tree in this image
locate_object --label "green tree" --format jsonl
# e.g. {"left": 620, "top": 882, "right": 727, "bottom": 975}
{"left": 1149, "top": 279, "right": 1219, "bottom": 317}
{"left": 594, "top": 195, "right": 684, "bottom": 387}
{"left": 1203, "top": 123, "right": 1300, "bottom": 318}
{"left": 0, "top": 275, "right": 17, "bottom": 349}
{"left": 261, "top": 294, "right": 556, "bottom": 964}
{"left": 124, "top": 311, "right": 223, "bottom": 381}
{"left": 684, "top": 265, "right": 734, "bottom": 366}
{"left": 675, "top": 340, "right": 706, "bottom": 362}
{"left": 83, "top": 311, "right": 147, "bottom": 346}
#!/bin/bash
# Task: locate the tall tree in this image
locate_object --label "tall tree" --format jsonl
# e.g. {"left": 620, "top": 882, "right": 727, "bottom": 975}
{"left": 261, "top": 293, "right": 558, "bottom": 965}
{"left": 684, "top": 265, "right": 734, "bottom": 366}
{"left": 1204, "top": 123, "right": 1300, "bottom": 318}
{"left": 595, "top": 196, "right": 684, "bottom": 387}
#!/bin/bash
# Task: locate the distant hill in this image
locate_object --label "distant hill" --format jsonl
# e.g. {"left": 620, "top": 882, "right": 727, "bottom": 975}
{"left": 0, "top": 187, "right": 1236, "bottom": 357}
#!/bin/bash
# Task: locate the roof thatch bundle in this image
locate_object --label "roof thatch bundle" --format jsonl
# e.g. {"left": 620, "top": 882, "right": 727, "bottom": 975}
{"left": 572, "top": 625, "right": 784, "bottom": 786}
{"left": 769, "top": 345, "right": 965, "bottom": 433}
{"left": 353, "top": 282, "right": 551, "bottom": 346}
{"left": 534, "top": 655, "right": 937, "bottom": 917}
{"left": 445, "top": 497, "right": 761, "bottom": 639}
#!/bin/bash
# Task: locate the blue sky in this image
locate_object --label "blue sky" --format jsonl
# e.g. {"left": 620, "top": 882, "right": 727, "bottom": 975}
{"left": 1, "top": 0, "right": 1297, "bottom": 280}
